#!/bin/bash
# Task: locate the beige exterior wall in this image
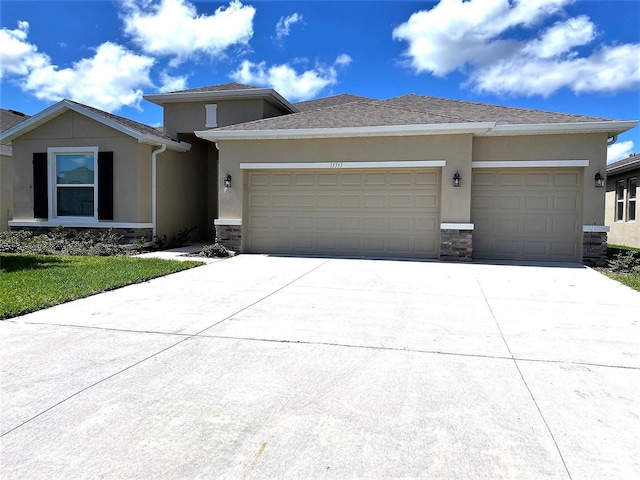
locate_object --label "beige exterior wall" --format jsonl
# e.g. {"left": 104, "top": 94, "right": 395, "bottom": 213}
{"left": 164, "top": 99, "right": 286, "bottom": 138}
{"left": 606, "top": 167, "right": 640, "bottom": 248}
{"left": 0, "top": 152, "right": 13, "bottom": 231}
{"left": 217, "top": 134, "right": 474, "bottom": 222}
{"left": 11, "top": 110, "right": 151, "bottom": 223}
{"left": 473, "top": 133, "right": 608, "bottom": 227}
{"left": 155, "top": 143, "right": 208, "bottom": 241}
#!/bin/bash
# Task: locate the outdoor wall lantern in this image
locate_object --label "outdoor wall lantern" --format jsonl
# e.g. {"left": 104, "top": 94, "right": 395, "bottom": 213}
{"left": 594, "top": 170, "right": 604, "bottom": 188}
{"left": 224, "top": 174, "right": 232, "bottom": 188}
{"left": 453, "top": 170, "right": 462, "bottom": 188}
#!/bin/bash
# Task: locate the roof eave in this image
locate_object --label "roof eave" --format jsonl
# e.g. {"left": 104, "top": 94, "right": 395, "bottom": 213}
{"left": 140, "top": 135, "right": 192, "bottom": 152}
{"left": 606, "top": 160, "right": 640, "bottom": 175}
{"left": 195, "top": 122, "right": 497, "bottom": 141}
{"left": 143, "top": 88, "right": 299, "bottom": 113}
{"left": 485, "top": 120, "right": 638, "bottom": 137}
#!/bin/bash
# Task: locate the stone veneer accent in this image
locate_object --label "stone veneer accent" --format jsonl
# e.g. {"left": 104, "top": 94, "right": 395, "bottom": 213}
{"left": 215, "top": 224, "right": 242, "bottom": 252}
{"left": 440, "top": 229, "right": 473, "bottom": 262}
{"left": 9, "top": 226, "right": 153, "bottom": 244}
{"left": 582, "top": 231, "right": 608, "bottom": 267}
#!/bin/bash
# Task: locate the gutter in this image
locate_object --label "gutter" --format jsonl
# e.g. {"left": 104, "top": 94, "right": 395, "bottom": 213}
{"left": 151, "top": 144, "right": 167, "bottom": 239}
{"left": 195, "top": 122, "right": 497, "bottom": 142}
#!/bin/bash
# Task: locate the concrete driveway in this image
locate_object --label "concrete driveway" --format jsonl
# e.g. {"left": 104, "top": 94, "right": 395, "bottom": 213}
{"left": 1, "top": 255, "right": 639, "bottom": 479}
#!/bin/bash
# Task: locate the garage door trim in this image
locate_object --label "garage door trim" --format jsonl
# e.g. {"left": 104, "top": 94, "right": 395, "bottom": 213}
{"left": 240, "top": 160, "right": 446, "bottom": 170}
{"left": 472, "top": 160, "right": 589, "bottom": 168}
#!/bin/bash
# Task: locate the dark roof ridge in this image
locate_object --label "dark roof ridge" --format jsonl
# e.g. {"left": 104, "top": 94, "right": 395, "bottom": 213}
{"left": 160, "top": 82, "right": 259, "bottom": 95}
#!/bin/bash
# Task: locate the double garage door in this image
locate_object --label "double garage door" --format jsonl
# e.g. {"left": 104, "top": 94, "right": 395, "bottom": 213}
{"left": 242, "top": 166, "right": 582, "bottom": 262}
{"left": 244, "top": 168, "right": 440, "bottom": 258}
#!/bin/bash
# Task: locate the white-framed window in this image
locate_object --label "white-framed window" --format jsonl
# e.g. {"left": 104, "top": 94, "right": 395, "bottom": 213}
{"left": 616, "top": 179, "right": 625, "bottom": 222}
{"left": 628, "top": 177, "right": 637, "bottom": 222}
{"left": 205, "top": 104, "right": 218, "bottom": 128}
{"left": 48, "top": 146, "right": 98, "bottom": 219}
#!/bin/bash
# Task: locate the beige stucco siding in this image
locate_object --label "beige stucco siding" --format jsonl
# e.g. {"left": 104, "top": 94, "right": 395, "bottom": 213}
{"left": 164, "top": 99, "right": 284, "bottom": 138}
{"left": 473, "top": 133, "right": 608, "bottom": 226}
{"left": 217, "top": 134, "right": 473, "bottom": 223}
{"left": 11, "top": 110, "right": 150, "bottom": 223}
{"left": 155, "top": 146, "right": 208, "bottom": 241}
{"left": 0, "top": 153, "right": 12, "bottom": 231}
{"left": 606, "top": 168, "right": 640, "bottom": 248}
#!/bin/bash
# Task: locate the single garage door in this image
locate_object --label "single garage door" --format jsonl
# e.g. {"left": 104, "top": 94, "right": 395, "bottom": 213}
{"left": 472, "top": 168, "right": 582, "bottom": 262}
{"left": 244, "top": 168, "right": 440, "bottom": 258}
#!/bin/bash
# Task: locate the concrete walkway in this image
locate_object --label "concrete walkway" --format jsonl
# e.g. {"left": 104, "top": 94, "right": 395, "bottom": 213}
{"left": 1, "top": 255, "right": 639, "bottom": 479}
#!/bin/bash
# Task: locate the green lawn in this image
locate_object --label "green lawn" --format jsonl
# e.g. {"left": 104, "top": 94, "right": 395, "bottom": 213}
{"left": 0, "top": 253, "right": 202, "bottom": 319}
{"left": 604, "top": 271, "right": 640, "bottom": 292}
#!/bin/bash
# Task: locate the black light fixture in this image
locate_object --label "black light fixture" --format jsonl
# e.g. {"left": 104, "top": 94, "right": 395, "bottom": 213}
{"left": 594, "top": 170, "right": 604, "bottom": 188}
{"left": 224, "top": 173, "right": 232, "bottom": 188}
{"left": 453, "top": 170, "right": 461, "bottom": 188}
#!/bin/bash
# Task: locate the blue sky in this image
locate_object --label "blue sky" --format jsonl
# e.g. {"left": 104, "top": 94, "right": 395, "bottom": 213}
{"left": 1, "top": 0, "right": 638, "bottom": 162}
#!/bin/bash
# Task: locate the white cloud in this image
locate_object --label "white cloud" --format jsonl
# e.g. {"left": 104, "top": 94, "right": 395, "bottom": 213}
{"left": 122, "top": 0, "right": 255, "bottom": 65}
{"left": 274, "top": 13, "right": 303, "bottom": 43}
{"left": 0, "top": 21, "right": 50, "bottom": 79}
{"left": 608, "top": 140, "right": 635, "bottom": 164}
{"left": 21, "top": 42, "right": 155, "bottom": 112}
{"left": 158, "top": 71, "right": 188, "bottom": 92}
{"left": 230, "top": 55, "right": 351, "bottom": 101}
{"left": 393, "top": 0, "right": 640, "bottom": 96}
{"left": 335, "top": 54, "right": 352, "bottom": 67}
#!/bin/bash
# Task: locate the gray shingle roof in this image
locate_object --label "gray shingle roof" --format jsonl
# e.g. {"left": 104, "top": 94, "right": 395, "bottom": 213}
{"left": 213, "top": 99, "right": 467, "bottom": 131}
{"left": 294, "top": 94, "right": 373, "bottom": 112}
{"left": 1, "top": 109, "right": 30, "bottom": 133}
{"left": 160, "top": 82, "right": 259, "bottom": 94}
{"left": 382, "top": 94, "right": 611, "bottom": 124}
{"left": 607, "top": 153, "right": 640, "bottom": 173}
{"left": 213, "top": 93, "right": 615, "bottom": 132}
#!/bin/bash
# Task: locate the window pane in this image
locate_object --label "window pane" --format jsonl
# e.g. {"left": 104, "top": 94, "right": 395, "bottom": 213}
{"left": 629, "top": 201, "right": 636, "bottom": 221}
{"left": 56, "top": 154, "right": 94, "bottom": 185}
{"left": 629, "top": 178, "right": 637, "bottom": 199}
{"left": 57, "top": 187, "right": 94, "bottom": 216}
{"left": 616, "top": 180, "right": 625, "bottom": 200}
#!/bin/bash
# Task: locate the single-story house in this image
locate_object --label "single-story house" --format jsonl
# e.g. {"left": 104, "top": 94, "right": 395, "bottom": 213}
{"left": 606, "top": 153, "right": 639, "bottom": 248}
{"left": 1, "top": 82, "right": 637, "bottom": 265}
{"left": 1, "top": 109, "right": 30, "bottom": 232}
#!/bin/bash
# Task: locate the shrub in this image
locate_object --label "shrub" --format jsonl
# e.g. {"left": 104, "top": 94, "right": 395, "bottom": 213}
{"left": 609, "top": 251, "right": 640, "bottom": 274}
{"left": 0, "top": 228, "right": 126, "bottom": 256}
{"left": 200, "top": 243, "right": 229, "bottom": 258}
{"left": 173, "top": 226, "right": 197, "bottom": 247}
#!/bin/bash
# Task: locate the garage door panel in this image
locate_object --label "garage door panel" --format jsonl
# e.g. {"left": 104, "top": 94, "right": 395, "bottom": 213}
{"left": 415, "top": 193, "right": 438, "bottom": 209}
{"left": 472, "top": 168, "right": 581, "bottom": 262}
{"left": 245, "top": 168, "right": 440, "bottom": 258}
{"left": 390, "top": 193, "right": 412, "bottom": 208}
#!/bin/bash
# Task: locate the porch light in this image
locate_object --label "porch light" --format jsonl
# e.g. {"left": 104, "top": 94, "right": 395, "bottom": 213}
{"left": 224, "top": 174, "right": 232, "bottom": 188}
{"left": 594, "top": 170, "right": 604, "bottom": 188}
{"left": 453, "top": 170, "right": 461, "bottom": 188}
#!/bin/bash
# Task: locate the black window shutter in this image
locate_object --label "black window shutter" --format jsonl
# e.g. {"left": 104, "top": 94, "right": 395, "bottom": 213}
{"left": 32, "top": 152, "right": 48, "bottom": 218}
{"left": 98, "top": 151, "right": 114, "bottom": 220}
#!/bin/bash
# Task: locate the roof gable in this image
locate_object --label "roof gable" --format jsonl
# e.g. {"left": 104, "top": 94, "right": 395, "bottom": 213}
{"left": 0, "top": 100, "right": 190, "bottom": 151}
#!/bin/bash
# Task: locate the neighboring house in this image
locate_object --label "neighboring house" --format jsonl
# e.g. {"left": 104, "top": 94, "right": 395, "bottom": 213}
{"left": 606, "top": 153, "right": 639, "bottom": 248}
{"left": 1, "top": 83, "right": 637, "bottom": 265}
{"left": 1, "top": 109, "right": 30, "bottom": 232}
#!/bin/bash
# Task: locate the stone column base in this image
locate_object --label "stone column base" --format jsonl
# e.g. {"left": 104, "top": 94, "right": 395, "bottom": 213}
{"left": 215, "top": 224, "right": 242, "bottom": 252}
{"left": 440, "top": 229, "right": 473, "bottom": 261}
{"left": 583, "top": 231, "right": 607, "bottom": 267}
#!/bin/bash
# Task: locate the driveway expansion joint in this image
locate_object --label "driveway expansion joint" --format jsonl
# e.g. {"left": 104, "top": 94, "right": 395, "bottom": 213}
{"left": 476, "top": 276, "right": 574, "bottom": 480}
